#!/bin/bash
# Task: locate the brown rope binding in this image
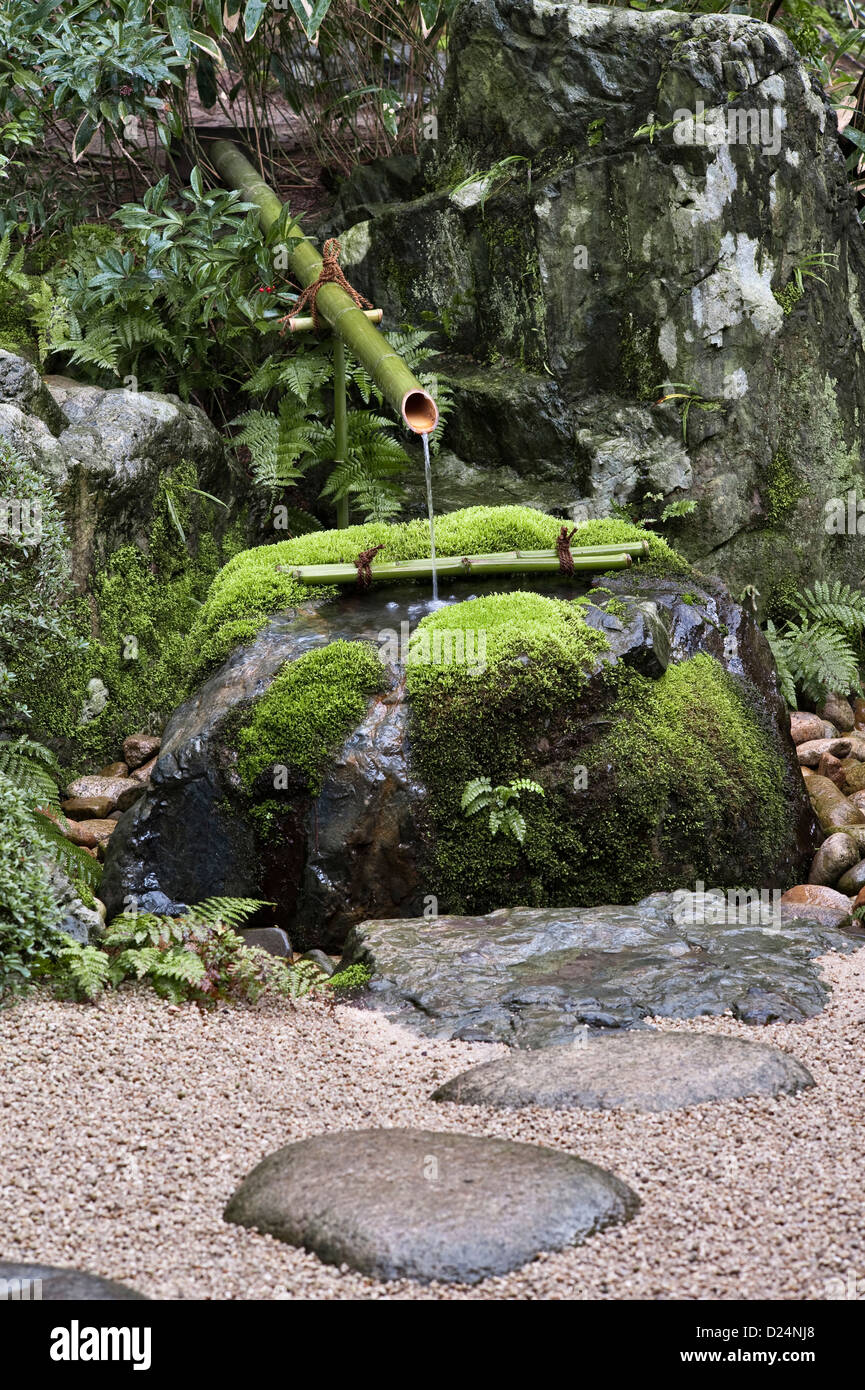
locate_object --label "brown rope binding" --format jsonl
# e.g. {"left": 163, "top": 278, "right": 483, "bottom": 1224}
{"left": 354, "top": 543, "right": 385, "bottom": 590}
{"left": 281, "top": 238, "right": 372, "bottom": 333}
{"left": 556, "top": 524, "right": 579, "bottom": 576}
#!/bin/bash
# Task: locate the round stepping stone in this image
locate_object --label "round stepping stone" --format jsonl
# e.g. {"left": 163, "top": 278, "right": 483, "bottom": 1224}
{"left": 224, "top": 1128, "right": 638, "bottom": 1284}
{"left": 0, "top": 1261, "right": 147, "bottom": 1300}
{"left": 432, "top": 1033, "right": 814, "bottom": 1112}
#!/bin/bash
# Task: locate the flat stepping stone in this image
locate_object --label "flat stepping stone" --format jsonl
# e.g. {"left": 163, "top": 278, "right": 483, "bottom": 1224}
{"left": 433, "top": 1032, "right": 814, "bottom": 1112}
{"left": 0, "top": 1261, "right": 147, "bottom": 1300}
{"left": 224, "top": 1128, "right": 638, "bottom": 1284}
{"left": 340, "top": 896, "right": 865, "bottom": 1044}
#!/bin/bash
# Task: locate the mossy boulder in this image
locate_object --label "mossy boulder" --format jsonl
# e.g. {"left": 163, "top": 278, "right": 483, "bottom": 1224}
{"left": 0, "top": 353, "right": 251, "bottom": 596}
{"left": 335, "top": 3, "right": 865, "bottom": 608}
{"left": 100, "top": 507, "right": 816, "bottom": 949}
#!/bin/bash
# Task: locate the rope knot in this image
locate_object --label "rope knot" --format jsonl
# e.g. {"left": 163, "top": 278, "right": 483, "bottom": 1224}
{"left": 281, "top": 237, "right": 372, "bottom": 333}
{"left": 556, "top": 524, "right": 579, "bottom": 576}
{"left": 354, "top": 543, "right": 385, "bottom": 589}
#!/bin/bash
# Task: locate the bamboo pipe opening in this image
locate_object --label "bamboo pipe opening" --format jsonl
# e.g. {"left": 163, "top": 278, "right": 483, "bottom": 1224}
{"left": 402, "top": 388, "right": 439, "bottom": 434}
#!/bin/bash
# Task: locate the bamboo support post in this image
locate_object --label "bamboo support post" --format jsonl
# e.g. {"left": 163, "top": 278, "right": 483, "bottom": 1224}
{"left": 288, "top": 309, "right": 384, "bottom": 333}
{"left": 333, "top": 335, "right": 349, "bottom": 530}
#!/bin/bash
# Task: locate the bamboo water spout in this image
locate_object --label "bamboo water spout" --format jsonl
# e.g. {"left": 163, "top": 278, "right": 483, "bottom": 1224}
{"left": 209, "top": 139, "right": 438, "bottom": 436}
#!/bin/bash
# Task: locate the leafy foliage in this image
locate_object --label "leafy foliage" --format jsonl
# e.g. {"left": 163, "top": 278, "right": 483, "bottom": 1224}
{"left": 232, "top": 329, "right": 452, "bottom": 527}
{"left": 460, "top": 775, "right": 546, "bottom": 845}
{"left": 0, "top": 769, "right": 62, "bottom": 1002}
{"left": 47, "top": 897, "right": 332, "bottom": 1005}
{"left": 0, "top": 442, "right": 86, "bottom": 728}
{"left": 0, "top": 737, "right": 102, "bottom": 888}
{"left": 764, "top": 580, "right": 865, "bottom": 705}
{"left": 327, "top": 963, "right": 372, "bottom": 994}
{"left": 28, "top": 172, "right": 300, "bottom": 410}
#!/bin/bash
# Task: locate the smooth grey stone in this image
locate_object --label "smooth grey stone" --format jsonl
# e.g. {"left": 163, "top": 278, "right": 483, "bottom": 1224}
{"left": 224, "top": 1128, "right": 638, "bottom": 1284}
{"left": 433, "top": 1032, "right": 814, "bottom": 1112}
{"left": 240, "top": 927, "right": 292, "bottom": 957}
{"left": 300, "top": 949, "right": 335, "bottom": 975}
{"left": 0, "top": 1261, "right": 147, "bottom": 1300}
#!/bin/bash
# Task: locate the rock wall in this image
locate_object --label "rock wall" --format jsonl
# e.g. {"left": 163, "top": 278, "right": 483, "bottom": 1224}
{"left": 336, "top": 3, "right": 865, "bottom": 610}
{"left": 0, "top": 351, "right": 245, "bottom": 593}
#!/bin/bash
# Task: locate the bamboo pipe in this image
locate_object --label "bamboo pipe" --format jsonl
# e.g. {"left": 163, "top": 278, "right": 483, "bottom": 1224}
{"left": 277, "top": 550, "right": 633, "bottom": 585}
{"left": 288, "top": 309, "right": 384, "bottom": 333}
{"left": 209, "top": 139, "right": 438, "bottom": 434}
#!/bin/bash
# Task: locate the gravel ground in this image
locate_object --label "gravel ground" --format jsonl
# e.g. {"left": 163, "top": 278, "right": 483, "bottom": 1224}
{"left": 1, "top": 947, "right": 864, "bottom": 1301}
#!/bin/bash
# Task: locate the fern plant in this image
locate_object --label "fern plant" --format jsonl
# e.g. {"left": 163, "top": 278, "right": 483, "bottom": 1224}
{"left": 0, "top": 736, "right": 102, "bottom": 887}
{"left": 460, "top": 776, "right": 545, "bottom": 845}
{"left": 46, "top": 896, "right": 332, "bottom": 1006}
{"left": 232, "top": 329, "right": 452, "bottom": 527}
{"left": 764, "top": 580, "right": 865, "bottom": 707}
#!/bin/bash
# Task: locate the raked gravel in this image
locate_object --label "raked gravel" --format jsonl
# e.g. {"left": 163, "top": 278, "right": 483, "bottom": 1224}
{"left": 1, "top": 947, "right": 864, "bottom": 1301}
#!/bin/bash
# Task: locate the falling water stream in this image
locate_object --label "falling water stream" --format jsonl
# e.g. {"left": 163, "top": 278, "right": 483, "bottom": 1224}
{"left": 422, "top": 431, "right": 439, "bottom": 602}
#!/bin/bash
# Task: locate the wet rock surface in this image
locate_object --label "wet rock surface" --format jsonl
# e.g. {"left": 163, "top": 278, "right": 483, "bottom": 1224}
{"left": 101, "top": 572, "right": 816, "bottom": 948}
{"left": 340, "top": 892, "right": 864, "bottom": 1046}
{"left": 432, "top": 1032, "right": 814, "bottom": 1111}
{"left": 223, "top": 1128, "right": 639, "bottom": 1283}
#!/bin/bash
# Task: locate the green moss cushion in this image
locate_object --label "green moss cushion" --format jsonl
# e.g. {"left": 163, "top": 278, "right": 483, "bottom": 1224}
{"left": 187, "top": 505, "right": 687, "bottom": 679}
{"left": 235, "top": 640, "right": 386, "bottom": 795}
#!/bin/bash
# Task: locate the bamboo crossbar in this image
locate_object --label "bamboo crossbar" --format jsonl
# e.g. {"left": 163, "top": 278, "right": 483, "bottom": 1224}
{"left": 276, "top": 547, "right": 639, "bottom": 585}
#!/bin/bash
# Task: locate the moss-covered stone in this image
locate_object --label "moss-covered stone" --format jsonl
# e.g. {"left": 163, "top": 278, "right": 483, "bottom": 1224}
{"left": 27, "top": 461, "right": 247, "bottom": 770}
{"left": 235, "top": 640, "right": 386, "bottom": 795}
{"left": 189, "top": 504, "right": 688, "bottom": 680}
{"left": 408, "top": 589, "right": 793, "bottom": 913}
{"left": 764, "top": 446, "right": 808, "bottom": 527}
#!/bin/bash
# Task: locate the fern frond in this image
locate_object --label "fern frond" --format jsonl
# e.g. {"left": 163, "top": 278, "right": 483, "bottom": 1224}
{"left": 149, "top": 949, "right": 207, "bottom": 985}
{"left": 509, "top": 778, "right": 545, "bottom": 797}
{"left": 113, "top": 313, "right": 172, "bottom": 351}
{"left": 52, "top": 942, "right": 111, "bottom": 1001}
{"left": 800, "top": 580, "right": 865, "bottom": 635}
{"left": 184, "top": 897, "right": 272, "bottom": 930}
{"left": 781, "top": 619, "right": 860, "bottom": 701}
{"left": 0, "top": 737, "right": 64, "bottom": 813}
{"left": 56, "top": 323, "right": 121, "bottom": 374}
{"left": 32, "top": 813, "right": 103, "bottom": 888}
{"left": 110, "top": 946, "right": 163, "bottom": 980}
{"left": 764, "top": 620, "right": 797, "bottom": 708}
{"left": 461, "top": 776, "right": 492, "bottom": 813}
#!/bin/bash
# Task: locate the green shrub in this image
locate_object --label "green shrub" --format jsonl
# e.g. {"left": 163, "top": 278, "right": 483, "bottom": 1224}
{"left": 0, "top": 441, "right": 84, "bottom": 729}
{"left": 0, "top": 770, "right": 62, "bottom": 1002}
{"left": 327, "top": 964, "right": 372, "bottom": 994}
